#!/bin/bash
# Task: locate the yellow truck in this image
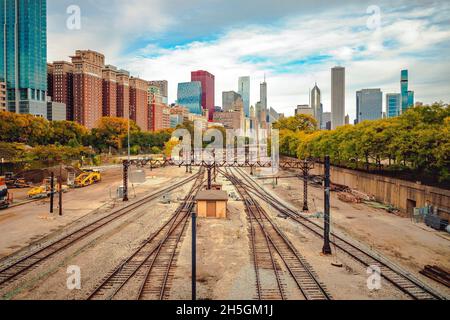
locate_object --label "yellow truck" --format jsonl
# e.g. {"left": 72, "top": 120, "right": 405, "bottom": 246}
{"left": 74, "top": 170, "right": 101, "bottom": 188}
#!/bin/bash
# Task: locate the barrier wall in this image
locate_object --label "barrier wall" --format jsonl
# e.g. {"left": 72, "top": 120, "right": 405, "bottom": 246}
{"left": 311, "top": 164, "right": 450, "bottom": 221}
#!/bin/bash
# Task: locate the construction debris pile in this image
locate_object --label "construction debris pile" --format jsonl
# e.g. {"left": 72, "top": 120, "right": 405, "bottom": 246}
{"left": 420, "top": 265, "right": 450, "bottom": 287}
{"left": 311, "top": 174, "right": 400, "bottom": 214}
{"left": 13, "top": 166, "right": 82, "bottom": 185}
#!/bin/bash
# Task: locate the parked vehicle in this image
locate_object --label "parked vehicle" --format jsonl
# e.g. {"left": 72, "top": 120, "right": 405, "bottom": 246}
{"left": 74, "top": 170, "right": 101, "bottom": 188}
{"left": 0, "top": 177, "right": 12, "bottom": 209}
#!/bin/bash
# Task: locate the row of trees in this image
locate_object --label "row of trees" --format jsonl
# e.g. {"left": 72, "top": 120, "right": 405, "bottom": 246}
{"left": 275, "top": 104, "right": 450, "bottom": 183}
{"left": 0, "top": 112, "right": 175, "bottom": 160}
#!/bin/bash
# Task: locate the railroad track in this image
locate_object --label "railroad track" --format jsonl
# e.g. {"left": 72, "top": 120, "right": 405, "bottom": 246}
{"left": 223, "top": 168, "right": 331, "bottom": 300}
{"left": 87, "top": 168, "right": 205, "bottom": 300}
{"left": 232, "top": 167, "right": 447, "bottom": 300}
{"left": 0, "top": 173, "right": 200, "bottom": 290}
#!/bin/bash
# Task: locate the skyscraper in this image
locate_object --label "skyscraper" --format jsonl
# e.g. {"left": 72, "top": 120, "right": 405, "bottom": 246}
{"left": 408, "top": 91, "right": 415, "bottom": 110}
{"left": 191, "top": 70, "right": 215, "bottom": 121}
{"left": 260, "top": 80, "right": 268, "bottom": 112}
{"left": 238, "top": 76, "right": 250, "bottom": 117}
{"left": 310, "top": 84, "right": 322, "bottom": 128}
{"left": 1, "top": 0, "right": 47, "bottom": 116}
{"left": 177, "top": 82, "right": 202, "bottom": 115}
{"left": 356, "top": 89, "right": 383, "bottom": 123}
{"left": 401, "top": 70, "right": 409, "bottom": 113}
{"left": 401, "top": 70, "right": 415, "bottom": 114}
{"left": 222, "top": 91, "right": 242, "bottom": 112}
{"left": 148, "top": 80, "right": 168, "bottom": 104}
{"left": 386, "top": 93, "right": 401, "bottom": 118}
{"left": 331, "top": 67, "right": 345, "bottom": 129}
{"left": 322, "top": 112, "right": 332, "bottom": 130}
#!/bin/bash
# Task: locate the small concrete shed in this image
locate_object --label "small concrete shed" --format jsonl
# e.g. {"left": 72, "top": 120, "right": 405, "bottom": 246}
{"left": 196, "top": 190, "right": 228, "bottom": 218}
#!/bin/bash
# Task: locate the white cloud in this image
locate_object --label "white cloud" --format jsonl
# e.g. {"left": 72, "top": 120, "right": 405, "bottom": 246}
{"left": 47, "top": 0, "right": 450, "bottom": 121}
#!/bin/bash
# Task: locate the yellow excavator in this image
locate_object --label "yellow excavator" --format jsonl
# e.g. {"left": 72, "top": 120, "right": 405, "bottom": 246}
{"left": 28, "top": 178, "right": 68, "bottom": 199}
{"left": 74, "top": 170, "right": 101, "bottom": 188}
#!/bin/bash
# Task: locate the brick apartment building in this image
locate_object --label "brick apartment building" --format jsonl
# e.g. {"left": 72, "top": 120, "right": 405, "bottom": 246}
{"left": 47, "top": 63, "right": 53, "bottom": 99}
{"left": 47, "top": 49, "right": 169, "bottom": 131}
{"left": 129, "top": 77, "right": 149, "bottom": 131}
{"left": 71, "top": 50, "right": 105, "bottom": 129}
{"left": 116, "top": 70, "right": 130, "bottom": 119}
{"left": 48, "top": 61, "right": 74, "bottom": 120}
{"left": 102, "top": 65, "right": 118, "bottom": 117}
{"left": 149, "top": 102, "right": 171, "bottom": 131}
{"left": 0, "top": 82, "right": 6, "bottom": 111}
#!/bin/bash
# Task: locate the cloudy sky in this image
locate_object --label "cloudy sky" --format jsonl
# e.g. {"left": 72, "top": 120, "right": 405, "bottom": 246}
{"left": 47, "top": 0, "right": 450, "bottom": 119}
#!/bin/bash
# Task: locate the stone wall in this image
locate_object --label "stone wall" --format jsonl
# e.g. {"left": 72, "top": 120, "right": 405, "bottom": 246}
{"left": 311, "top": 164, "right": 450, "bottom": 221}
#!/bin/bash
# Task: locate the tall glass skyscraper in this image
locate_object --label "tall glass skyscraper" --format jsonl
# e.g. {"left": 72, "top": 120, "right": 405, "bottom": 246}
{"left": 1, "top": 0, "right": 47, "bottom": 116}
{"left": 238, "top": 76, "right": 250, "bottom": 117}
{"left": 191, "top": 70, "right": 215, "bottom": 121}
{"left": 386, "top": 93, "right": 401, "bottom": 118}
{"left": 400, "top": 70, "right": 414, "bottom": 114}
{"left": 356, "top": 89, "right": 382, "bottom": 123}
{"left": 177, "top": 82, "right": 202, "bottom": 115}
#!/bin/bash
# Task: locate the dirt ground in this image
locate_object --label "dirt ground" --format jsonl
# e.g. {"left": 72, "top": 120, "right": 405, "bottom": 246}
{"left": 169, "top": 174, "right": 255, "bottom": 300}
{"left": 0, "top": 165, "right": 448, "bottom": 300}
{"left": 0, "top": 166, "right": 196, "bottom": 300}
{"left": 0, "top": 166, "right": 190, "bottom": 259}
{"left": 251, "top": 168, "right": 450, "bottom": 298}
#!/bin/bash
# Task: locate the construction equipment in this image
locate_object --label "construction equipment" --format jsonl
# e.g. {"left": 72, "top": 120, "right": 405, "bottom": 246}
{"left": 0, "top": 176, "right": 13, "bottom": 209}
{"left": 5, "top": 172, "right": 30, "bottom": 189}
{"left": 74, "top": 170, "right": 101, "bottom": 188}
{"left": 28, "top": 178, "right": 68, "bottom": 199}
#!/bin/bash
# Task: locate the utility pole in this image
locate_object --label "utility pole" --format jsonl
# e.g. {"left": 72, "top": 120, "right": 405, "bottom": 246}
{"left": 322, "top": 156, "right": 332, "bottom": 255}
{"left": 50, "top": 172, "right": 54, "bottom": 214}
{"left": 192, "top": 210, "right": 197, "bottom": 301}
{"left": 207, "top": 165, "right": 212, "bottom": 190}
{"left": 58, "top": 164, "right": 63, "bottom": 216}
{"left": 128, "top": 108, "right": 131, "bottom": 162}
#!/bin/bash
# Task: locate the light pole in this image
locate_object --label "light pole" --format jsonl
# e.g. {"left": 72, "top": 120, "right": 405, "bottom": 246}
{"left": 128, "top": 107, "right": 131, "bottom": 161}
{"left": 192, "top": 210, "right": 197, "bottom": 301}
{"left": 322, "top": 156, "right": 332, "bottom": 255}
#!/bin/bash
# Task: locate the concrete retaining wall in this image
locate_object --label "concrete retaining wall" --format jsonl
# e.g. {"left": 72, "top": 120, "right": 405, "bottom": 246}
{"left": 311, "top": 164, "right": 450, "bottom": 221}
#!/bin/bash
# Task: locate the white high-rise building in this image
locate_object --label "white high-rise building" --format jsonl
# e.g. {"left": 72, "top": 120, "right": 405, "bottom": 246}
{"left": 238, "top": 76, "right": 250, "bottom": 117}
{"left": 310, "top": 84, "right": 323, "bottom": 128}
{"left": 331, "top": 67, "right": 345, "bottom": 130}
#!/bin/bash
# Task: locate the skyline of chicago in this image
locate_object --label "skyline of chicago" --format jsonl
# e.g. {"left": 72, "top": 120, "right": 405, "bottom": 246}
{"left": 45, "top": 0, "right": 450, "bottom": 120}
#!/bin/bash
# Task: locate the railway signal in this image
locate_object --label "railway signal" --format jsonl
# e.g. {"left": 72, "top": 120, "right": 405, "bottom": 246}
{"left": 299, "top": 159, "right": 314, "bottom": 212}
{"left": 322, "top": 156, "right": 332, "bottom": 255}
{"left": 50, "top": 172, "right": 54, "bottom": 214}
{"left": 123, "top": 160, "right": 129, "bottom": 201}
